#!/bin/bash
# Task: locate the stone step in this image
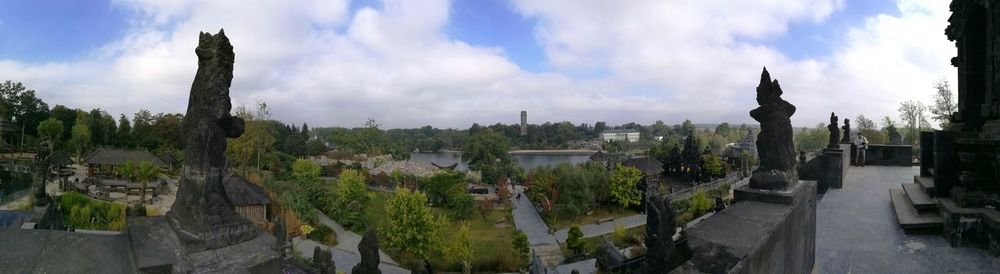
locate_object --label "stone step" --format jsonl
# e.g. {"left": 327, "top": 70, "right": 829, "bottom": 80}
{"left": 532, "top": 244, "right": 565, "bottom": 267}
{"left": 902, "top": 183, "right": 936, "bottom": 211}
{"left": 890, "top": 189, "right": 942, "bottom": 231}
{"left": 914, "top": 175, "right": 934, "bottom": 196}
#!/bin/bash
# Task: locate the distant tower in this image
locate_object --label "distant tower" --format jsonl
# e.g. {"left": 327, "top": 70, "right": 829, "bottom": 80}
{"left": 520, "top": 111, "right": 528, "bottom": 136}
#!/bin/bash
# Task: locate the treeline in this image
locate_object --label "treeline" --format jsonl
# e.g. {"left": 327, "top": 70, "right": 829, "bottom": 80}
{"left": 0, "top": 81, "right": 328, "bottom": 173}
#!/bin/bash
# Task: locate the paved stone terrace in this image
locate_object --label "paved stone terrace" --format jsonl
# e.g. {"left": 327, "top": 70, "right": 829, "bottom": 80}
{"left": 816, "top": 166, "right": 1000, "bottom": 273}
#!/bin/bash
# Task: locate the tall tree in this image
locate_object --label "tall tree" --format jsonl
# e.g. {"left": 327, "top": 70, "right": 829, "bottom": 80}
{"left": 117, "top": 114, "right": 133, "bottom": 148}
{"left": 381, "top": 188, "right": 445, "bottom": 259}
{"left": 462, "top": 128, "right": 515, "bottom": 184}
{"left": 610, "top": 164, "right": 643, "bottom": 211}
{"left": 132, "top": 109, "right": 155, "bottom": 150}
{"left": 899, "top": 101, "right": 929, "bottom": 145}
{"left": 36, "top": 117, "right": 64, "bottom": 149}
{"left": 0, "top": 81, "right": 50, "bottom": 138}
{"left": 930, "top": 79, "right": 957, "bottom": 129}
{"left": 70, "top": 111, "right": 92, "bottom": 161}
{"left": 227, "top": 101, "right": 276, "bottom": 171}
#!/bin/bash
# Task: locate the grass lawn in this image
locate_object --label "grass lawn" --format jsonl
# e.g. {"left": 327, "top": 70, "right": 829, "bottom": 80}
{"left": 543, "top": 203, "right": 640, "bottom": 231}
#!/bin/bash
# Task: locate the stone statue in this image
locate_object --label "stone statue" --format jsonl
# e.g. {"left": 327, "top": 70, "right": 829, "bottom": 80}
{"left": 749, "top": 67, "right": 798, "bottom": 189}
{"left": 841, "top": 118, "right": 851, "bottom": 143}
{"left": 644, "top": 194, "right": 680, "bottom": 272}
{"left": 312, "top": 246, "right": 336, "bottom": 274}
{"left": 353, "top": 228, "right": 382, "bottom": 274}
{"left": 166, "top": 29, "right": 257, "bottom": 252}
{"left": 596, "top": 237, "right": 625, "bottom": 271}
{"left": 274, "top": 217, "right": 287, "bottom": 257}
{"left": 827, "top": 112, "right": 840, "bottom": 149}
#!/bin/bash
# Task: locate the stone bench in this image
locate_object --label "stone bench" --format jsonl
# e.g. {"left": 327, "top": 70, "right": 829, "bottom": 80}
{"left": 597, "top": 217, "right": 615, "bottom": 225}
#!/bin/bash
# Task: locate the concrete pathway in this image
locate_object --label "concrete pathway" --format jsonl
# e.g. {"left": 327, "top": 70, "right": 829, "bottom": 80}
{"left": 553, "top": 214, "right": 646, "bottom": 243}
{"left": 815, "top": 166, "right": 1000, "bottom": 273}
{"left": 511, "top": 185, "right": 565, "bottom": 266}
{"left": 313, "top": 210, "right": 397, "bottom": 265}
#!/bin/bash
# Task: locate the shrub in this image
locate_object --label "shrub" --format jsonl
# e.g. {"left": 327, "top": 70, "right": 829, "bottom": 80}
{"left": 448, "top": 191, "right": 475, "bottom": 220}
{"left": 613, "top": 224, "right": 627, "bottom": 242}
{"left": 566, "top": 226, "right": 585, "bottom": 255}
{"left": 688, "top": 189, "right": 714, "bottom": 217}
{"left": 512, "top": 230, "right": 531, "bottom": 261}
{"left": 307, "top": 224, "right": 338, "bottom": 246}
{"left": 57, "top": 192, "right": 126, "bottom": 231}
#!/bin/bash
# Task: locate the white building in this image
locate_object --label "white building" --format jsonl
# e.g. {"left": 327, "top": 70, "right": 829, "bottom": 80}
{"left": 601, "top": 130, "right": 641, "bottom": 143}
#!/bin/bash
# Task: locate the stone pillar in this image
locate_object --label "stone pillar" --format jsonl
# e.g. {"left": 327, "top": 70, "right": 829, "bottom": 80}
{"left": 933, "top": 131, "right": 960, "bottom": 198}
{"left": 920, "top": 131, "right": 935, "bottom": 177}
{"left": 821, "top": 148, "right": 844, "bottom": 189}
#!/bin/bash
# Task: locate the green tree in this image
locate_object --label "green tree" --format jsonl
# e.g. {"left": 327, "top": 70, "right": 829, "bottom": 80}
{"left": 689, "top": 189, "right": 714, "bottom": 217}
{"left": 70, "top": 111, "right": 91, "bottom": 161}
{"left": 899, "top": 100, "right": 930, "bottom": 145}
{"left": 701, "top": 154, "right": 725, "bottom": 179}
{"left": 512, "top": 230, "right": 531, "bottom": 262}
{"left": 135, "top": 160, "right": 162, "bottom": 204}
{"left": 292, "top": 158, "right": 322, "bottom": 180}
{"left": 462, "top": 128, "right": 515, "bottom": 184}
{"left": 566, "top": 226, "right": 585, "bottom": 255}
{"left": 37, "top": 117, "right": 64, "bottom": 149}
{"left": 382, "top": 187, "right": 445, "bottom": 259}
{"left": 227, "top": 102, "right": 276, "bottom": 172}
{"left": 333, "top": 169, "right": 370, "bottom": 230}
{"left": 610, "top": 164, "right": 643, "bottom": 211}
{"left": 0, "top": 81, "right": 50, "bottom": 139}
{"left": 444, "top": 224, "right": 473, "bottom": 270}
{"left": 132, "top": 109, "right": 155, "bottom": 149}
{"left": 423, "top": 171, "right": 465, "bottom": 206}
{"left": 116, "top": 114, "right": 133, "bottom": 148}
{"left": 930, "top": 79, "right": 957, "bottom": 129}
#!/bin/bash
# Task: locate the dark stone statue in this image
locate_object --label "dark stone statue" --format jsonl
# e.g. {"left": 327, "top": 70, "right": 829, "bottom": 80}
{"left": 644, "top": 194, "right": 680, "bottom": 272}
{"left": 353, "top": 228, "right": 382, "bottom": 274}
{"left": 595, "top": 237, "right": 625, "bottom": 271}
{"left": 827, "top": 112, "right": 840, "bottom": 149}
{"left": 166, "top": 29, "right": 257, "bottom": 252}
{"left": 799, "top": 150, "right": 807, "bottom": 165}
{"left": 841, "top": 118, "right": 851, "bottom": 143}
{"left": 274, "top": 217, "right": 287, "bottom": 257}
{"left": 749, "top": 67, "right": 798, "bottom": 189}
{"left": 312, "top": 246, "right": 336, "bottom": 274}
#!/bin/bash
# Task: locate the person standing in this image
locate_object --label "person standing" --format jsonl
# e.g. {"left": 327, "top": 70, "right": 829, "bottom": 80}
{"left": 854, "top": 133, "right": 868, "bottom": 166}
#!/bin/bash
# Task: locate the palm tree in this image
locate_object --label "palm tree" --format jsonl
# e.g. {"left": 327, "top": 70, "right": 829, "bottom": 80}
{"left": 119, "top": 161, "right": 138, "bottom": 182}
{"left": 136, "top": 160, "right": 162, "bottom": 204}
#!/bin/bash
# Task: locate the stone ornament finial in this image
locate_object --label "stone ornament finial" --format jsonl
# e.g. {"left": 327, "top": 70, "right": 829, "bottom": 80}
{"left": 748, "top": 67, "right": 798, "bottom": 190}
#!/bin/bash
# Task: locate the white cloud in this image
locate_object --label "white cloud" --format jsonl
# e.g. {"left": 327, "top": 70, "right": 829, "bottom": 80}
{"left": 0, "top": 0, "right": 956, "bottom": 129}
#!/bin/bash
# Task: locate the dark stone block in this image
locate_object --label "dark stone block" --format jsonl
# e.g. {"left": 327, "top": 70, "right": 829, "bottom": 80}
{"left": 934, "top": 131, "right": 960, "bottom": 198}
{"left": 800, "top": 149, "right": 844, "bottom": 193}
{"left": 864, "top": 144, "right": 913, "bottom": 166}
{"left": 688, "top": 181, "right": 816, "bottom": 273}
{"left": 920, "top": 131, "right": 935, "bottom": 176}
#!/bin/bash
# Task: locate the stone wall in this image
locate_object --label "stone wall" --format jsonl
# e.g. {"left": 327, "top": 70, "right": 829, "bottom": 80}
{"left": 851, "top": 144, "right": 913, "bottom": 166}
{"left": 798, "top": 149, "right": 843, "bottom": 193}
{"left": 682, "top": 180, "right": 817, "bottom": 274}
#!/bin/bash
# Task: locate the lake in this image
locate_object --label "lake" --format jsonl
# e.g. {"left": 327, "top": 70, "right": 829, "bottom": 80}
{"left": 409, "top": 151, "right": 593, "bottom": 171}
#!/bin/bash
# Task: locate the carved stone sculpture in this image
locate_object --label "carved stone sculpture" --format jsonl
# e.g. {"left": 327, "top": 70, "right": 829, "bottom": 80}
{"left": 353, "top": 228, "right": 382, "bottom": 274}
{"left": 749, "top": 67, "right": 798, "bottom": 189}
{"left": 827, "top": 113, "right": 840, "bottom": 149}
{"left": 165, "top": 29, "right": 257, "bottom": 252}
{"left": 274, "top": 217, "right": 287, "bottom": 257}
{"left": 644, "top": 193, "right": 679, "bottom": 272}
{"left": 841, "top": 118, "right": 851, "bottom": 143}
{"left": 312, "top": 246, "right": 336, "bottom": 274}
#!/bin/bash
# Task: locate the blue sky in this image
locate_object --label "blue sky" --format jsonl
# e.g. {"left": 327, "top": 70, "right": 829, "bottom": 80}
{"left": 0, "top": 0, "right": 956, "bottom": 128}
{"left": 1, "top": 0, "right": 895, "bottom": 69}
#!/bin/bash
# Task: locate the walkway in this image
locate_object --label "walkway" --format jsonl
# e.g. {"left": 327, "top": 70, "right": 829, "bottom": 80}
{"left": 511, "top": 185, "right": 565, "bottom": 266}
{"left": 553, "top": 214, "right": 645, "bottom": 243}
{"left": 292, "top": 210, "right": 403, "bottom": 272}
{"left": 815, "top": 166, "right": 1000, "bottom": 273}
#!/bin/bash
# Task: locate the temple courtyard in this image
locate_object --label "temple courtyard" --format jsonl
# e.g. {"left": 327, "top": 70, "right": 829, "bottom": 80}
{"left": 815, "top": 166, "right": 1000, "bottom": 273}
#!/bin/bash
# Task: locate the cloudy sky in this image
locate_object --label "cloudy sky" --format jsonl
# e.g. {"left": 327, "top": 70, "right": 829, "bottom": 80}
{"left": 0, "top": 0, "right": 956, "bottom": 129}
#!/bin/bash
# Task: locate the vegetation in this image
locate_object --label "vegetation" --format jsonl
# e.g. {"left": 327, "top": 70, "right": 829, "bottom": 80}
{"left": 443, "top": 223, "right": 473, "bottom": 270}
{"left": 512, "top": 230, "right": 531, "bottom": 262}
{"left": 462, "top": 129, "right": 518, "bottom": 184}
{"left": 331, "top": 169, "right": 371, "bottom": 230}
{"left": 381, "top": 187, "right": 446, "bottom": 259}
{"left": 57, "top": 192, "right": 127, "bottom": 231}
{"left": 609, "top": 164, "right": 643, "bottom": 211}
{"left": 135, "top": 160, "right": 162, "bottom": 204}
{"left": 566, "top": 226, "right": 585, "bottom": 255}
